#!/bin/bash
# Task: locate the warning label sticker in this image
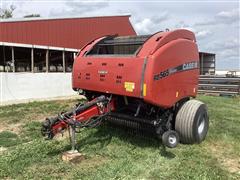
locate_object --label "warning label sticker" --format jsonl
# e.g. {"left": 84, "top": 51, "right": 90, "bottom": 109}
{"left": 124, "top": 82, "right": 135, "bottom": 92}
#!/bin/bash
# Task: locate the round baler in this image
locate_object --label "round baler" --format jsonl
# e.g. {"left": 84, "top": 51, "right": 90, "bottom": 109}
{"left": 42, "top": 29, "right": 209, "bottom": 148}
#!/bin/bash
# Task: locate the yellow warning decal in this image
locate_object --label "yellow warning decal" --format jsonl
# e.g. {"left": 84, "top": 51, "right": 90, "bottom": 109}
{"left": 124, "top": 82, "right": 135, "bottom": 92}
{"left": 143, "top": 83, "right": 147, "bottom": 96}
{"left": 176, "top": 91, "right": 179, "bottom": 97}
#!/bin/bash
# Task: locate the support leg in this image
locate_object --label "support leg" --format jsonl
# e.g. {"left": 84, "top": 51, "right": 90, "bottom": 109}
{"left": 69, "top": 125, "right": 77, "bottom": 152}
{"left": 62, "top": 124, "right": 84, "bottom": 163}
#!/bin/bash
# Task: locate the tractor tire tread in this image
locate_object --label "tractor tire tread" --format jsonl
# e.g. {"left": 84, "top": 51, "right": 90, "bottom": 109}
{"left": 175, "top": 99, "right": 204, "bottom": 144}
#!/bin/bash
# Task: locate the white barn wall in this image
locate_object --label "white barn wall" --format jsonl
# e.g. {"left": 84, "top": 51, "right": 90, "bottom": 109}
{"left": 0, "top": 72, "right": 76, "bottom": 105}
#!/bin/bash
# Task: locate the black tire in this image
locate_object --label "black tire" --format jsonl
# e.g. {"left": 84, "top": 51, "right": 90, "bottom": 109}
{"left": 175, "top": 99, "right": 209, "bottom": 144}
{"left": 162, "top": 130, "right": 179, "bottom": 148}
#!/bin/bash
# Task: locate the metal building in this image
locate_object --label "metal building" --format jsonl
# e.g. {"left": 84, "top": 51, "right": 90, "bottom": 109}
{"left": 0, "top": 15, "right": 136, "bottom": 73}
{"left": 199, "top": 52, "right": 216, "bottom": 75}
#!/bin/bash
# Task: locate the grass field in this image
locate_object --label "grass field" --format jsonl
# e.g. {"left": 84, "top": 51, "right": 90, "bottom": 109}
{"left": 0, "top": 96, "right": 239, "bottom": 179}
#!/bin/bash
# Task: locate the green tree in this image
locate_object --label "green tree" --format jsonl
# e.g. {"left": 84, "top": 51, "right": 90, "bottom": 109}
{"left": 24, "top": 14, "right": 41, "bottom": 18}
{"left": 0, "top": 5, "right": 16, "bottom": 19}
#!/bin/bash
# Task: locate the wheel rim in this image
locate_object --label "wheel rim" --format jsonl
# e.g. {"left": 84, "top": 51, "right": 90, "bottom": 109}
{"left": 168, "top": 135, "right": 176, "bottom": 144}
{"left": 198, "top": 118, "right": 205, "bottom": 135}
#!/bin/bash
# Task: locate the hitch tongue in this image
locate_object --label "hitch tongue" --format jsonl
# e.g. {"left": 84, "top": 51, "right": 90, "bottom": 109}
{"left": 41, "top": 118, "right": 54, "bottom": 139}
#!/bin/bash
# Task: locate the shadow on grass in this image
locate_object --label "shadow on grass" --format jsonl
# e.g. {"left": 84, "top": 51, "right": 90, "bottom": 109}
{"left": 66, "top": 124, "right": 175, "bottom": 159}
{"left": 45, "top": 124, "right": 176, "bottom": 159}
{"left": 159, "top": 145, "right": 176, "bottom": 159}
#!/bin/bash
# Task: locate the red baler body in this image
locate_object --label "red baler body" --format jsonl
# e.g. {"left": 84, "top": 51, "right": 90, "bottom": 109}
{"left": 72, "top": 29, "right": 199, "bottom": 108}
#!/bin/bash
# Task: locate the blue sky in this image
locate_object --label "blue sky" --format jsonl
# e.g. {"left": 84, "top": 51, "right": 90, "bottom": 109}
{"left": 1, "top": 0, "right": 239, "bottom": 70}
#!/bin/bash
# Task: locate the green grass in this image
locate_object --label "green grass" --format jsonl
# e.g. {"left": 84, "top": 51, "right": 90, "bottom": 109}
{"left": 0, "top": 131, "right": 21, "bottom": 147}
{"left": 0, "top": 96, "right": 239, "bottom": 179}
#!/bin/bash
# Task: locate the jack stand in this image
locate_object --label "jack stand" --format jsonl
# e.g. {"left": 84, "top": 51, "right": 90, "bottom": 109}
{"left": 62, "top": 122, "right": 84, "bottom": 163}
{"left": 69, "top": 124, "right": 77, "bottom": 153}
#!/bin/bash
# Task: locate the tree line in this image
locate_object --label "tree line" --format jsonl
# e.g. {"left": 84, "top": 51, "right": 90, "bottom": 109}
{"left": 0, "top": 5, "right": 40, "bottom": 19}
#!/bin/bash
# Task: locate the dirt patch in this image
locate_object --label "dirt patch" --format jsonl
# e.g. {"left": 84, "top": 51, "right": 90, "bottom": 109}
{"left": 8, "top": 123, "right": 22, "bottom": 134}
{"left": 208, "top": 141, "right": 240, "bottom": 174}
{"left": 77, "top": 155, "right": 109, "bottom": 169}
{"left": 0, "top": 123, "right": 6, "bottom": 132}
{"left": 26, "top": 114, "right": 47, "bottom": 122}
{"left": 0, "top": 122, "right": 22, "bottom": 134}
{"left": 220, "top": 159, "right": 240, "bottom": 174}
{"left": 26, "top": 155, "right": 108, "bottom": 178}
{"left": 54, "top": 129, "right": 70, "bottom": 141}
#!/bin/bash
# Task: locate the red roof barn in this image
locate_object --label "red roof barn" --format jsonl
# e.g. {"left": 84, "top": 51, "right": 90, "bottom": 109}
{"left": 0, "top": 15, "right": 136, "bottom": 49}
{"left": 0, "top": 15, "right": 136, "bottom": 73}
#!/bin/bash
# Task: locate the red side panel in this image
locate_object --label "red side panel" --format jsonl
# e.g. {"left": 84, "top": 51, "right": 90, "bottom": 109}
{"left": 143, "top": 39, "right": 199, "bottom": 108}
{"left": 137, "top": 29, "right": 196, "bottom": 57}
{"left": 72, "top": 57, "right": 145, "bottom": 98}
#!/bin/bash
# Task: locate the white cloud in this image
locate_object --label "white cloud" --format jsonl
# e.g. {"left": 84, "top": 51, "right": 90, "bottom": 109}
{"left": 221, "top": 39, "right": 239, "bottom": 50}
{"left": 133, "top": 12, "right": 169, "bottom": 34}
{"left": 216, "top": 8, "right": 239, "bottom": 24}
{"left": 217, "top": 8, "right": 239, "bottom": 18}
{"left": 206, "top": 38, "right": 239, "bottom": 51}
{"left": 174, "top": 21, "right": 212, "bottom": 39}
{"left": 205, "top": 38, "right": 240, "bottom": 70}
{"left": 195, "top": 30, "right": 212, "bottom": 38}
{"left": 134, "top": 18, "right": 153, "bottom": 34}
{"left": 50, "top": 1, "right": 109, "bottom": 17}
{"left": 195, "top": 8, "right": 240, "bottom": 26}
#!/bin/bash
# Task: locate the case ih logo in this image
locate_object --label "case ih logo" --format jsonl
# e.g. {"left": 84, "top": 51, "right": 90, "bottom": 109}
{"left": 154, "top": 61, "right": 198, "bottom": 80}
{"left": 183, "top": 62, "right": 198, "bottom": 70}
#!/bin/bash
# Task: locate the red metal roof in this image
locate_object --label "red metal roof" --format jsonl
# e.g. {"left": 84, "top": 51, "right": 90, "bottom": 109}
{"left": 0, "top": 15, "right": 136, "bottom": 49}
